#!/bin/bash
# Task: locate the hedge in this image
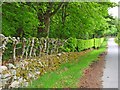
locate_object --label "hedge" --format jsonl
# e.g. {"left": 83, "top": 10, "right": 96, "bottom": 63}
{"left": 63, "top": 37, "right": 77, "bottom": 52}
{"left": 63, "top": 37, "right": 104, "bottom": 52}
{"left": 94, "top": 38, "right": 104, "bottom": 48}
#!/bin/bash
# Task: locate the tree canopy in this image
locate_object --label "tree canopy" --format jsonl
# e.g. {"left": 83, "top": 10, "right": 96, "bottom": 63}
{"left": 2, "top": 2, "right": 116, "bottom": 39}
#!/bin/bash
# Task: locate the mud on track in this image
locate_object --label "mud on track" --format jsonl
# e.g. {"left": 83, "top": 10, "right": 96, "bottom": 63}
{"left": 78, "top": 52, "right": 107, "bottom": 88}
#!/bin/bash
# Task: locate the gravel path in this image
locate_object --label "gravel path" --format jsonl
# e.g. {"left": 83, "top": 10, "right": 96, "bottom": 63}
{"left": 102, "top": 38, "right": 118, "bottom": 88}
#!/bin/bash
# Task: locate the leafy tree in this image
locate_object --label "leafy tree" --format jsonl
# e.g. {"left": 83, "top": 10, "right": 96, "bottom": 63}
{"left": 2, "top": 2, "right": 39, "bottom": 38}
{"left": 2, "top": 2, "right": 116, "bottom": 39}
{"left": 50, "top": 2, "right": 115, "bottom": 39}
{"left": 26, "top": 2, "right": 64, "bottom": 38}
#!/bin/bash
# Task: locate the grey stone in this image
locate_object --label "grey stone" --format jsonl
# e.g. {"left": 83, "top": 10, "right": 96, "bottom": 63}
{"left": 36, "top": 71, "right": 40, "bottom": 75}
{"left": 0, "top": 74, "right": 1, "bottom": 80}
{"left": 0, "top": 81, "right": 2, "bottom": 87}
{"left": 11, "top": 69, "right": 16, "bottom": 76}
{"left": 57, "top": 53, "right": 62, "bottom": 56}
{"left": 13, "top": 75, "right": 17, "bottom": 80}
{"left": 28, "top": 73, "right": 32, "bottom": 78}
{"left": 1, "top": 79, "right": 6, "bottom": 87}
{"left": 18, "top": 77, "right": 23, "bottom": 83}
{"left": 23, "top": 82, "right": 28, "bottom": 87}
{"left": 9, "top": 81, "right": 20, "bottom": 88}
{"left": 8, "top": 63, "right": 16, "bottom": 69}
{"left": 0, "top": 66, "right": 8, "bottom": 73}
{"left": 3, "top": 73, "right": 11, "bottom": 79}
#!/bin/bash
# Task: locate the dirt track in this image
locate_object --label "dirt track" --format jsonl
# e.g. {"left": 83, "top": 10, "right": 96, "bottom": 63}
{"left": 78, "top": 52, "right": 106, "bottom": 88}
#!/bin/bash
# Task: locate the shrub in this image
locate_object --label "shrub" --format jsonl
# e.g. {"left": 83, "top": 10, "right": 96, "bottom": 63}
{"left": 63, "top": 37, "right": 77, "bottom": 52}
{"left": 77, "top": 39, "right": 94, "bottom": 51}
{"left": 64, "top": 37, "right": 104, "bottom": 52}
{"left": 94, "top": 38, "right": 104, "bottom": 48}
{"left": 77, "top": 39, "right": 85, "bottom": 51}
{"left": 115, "top": 33, "right": 120, "bottom": 46}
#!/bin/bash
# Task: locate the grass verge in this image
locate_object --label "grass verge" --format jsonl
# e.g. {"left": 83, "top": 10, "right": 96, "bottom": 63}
{"left": 28, "top": 40, "right": 107, "bottom": 88}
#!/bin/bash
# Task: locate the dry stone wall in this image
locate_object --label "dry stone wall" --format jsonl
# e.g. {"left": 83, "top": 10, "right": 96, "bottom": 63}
{"left": 0, "top": 51, "right": 85, "bottom": 89}
{"left": 0, "top": 34, "right": 66, "bottom": 89}
{"left": 0, "top": 34, "right": 104, "bottom": 89}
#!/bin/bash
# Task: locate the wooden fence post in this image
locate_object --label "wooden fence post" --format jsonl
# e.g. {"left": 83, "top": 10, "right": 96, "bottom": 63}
{"left": 1, "top": 36, "right": 66, "bottom": 63}
{"left": 26, "top": 38, "right": 30, "bottom": 59}
{"left": 29, "top": 38, "right": 35, "bottom": 58}
{"left": 12, "top": 37, "right": 17, "bottom": 63}
{"left": 0, "top": 34, "right": 5, "bottom": 66}
{"left": 39, "top": 38, "right": 42, "bottom": 57}
{"left": 21, "top": 38, "right": 26, "bottom": 60}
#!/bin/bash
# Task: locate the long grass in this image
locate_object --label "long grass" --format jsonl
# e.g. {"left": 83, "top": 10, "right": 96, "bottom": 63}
{"left": 28, "top": 41, "right": 107, "bottom": 88}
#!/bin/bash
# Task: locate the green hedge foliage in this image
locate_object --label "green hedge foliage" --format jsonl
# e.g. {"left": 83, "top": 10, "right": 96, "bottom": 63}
{"left": 94, "top": 38, "right": 104, "bottom": 48}
{"left": 115, "top": 33, "right": 120, "bottom": 46}
{"left": 63, "top": 37, "right": 104, "bottom": 52}
{"left": 63, "top": 37, "right": 77, "bottom": 52}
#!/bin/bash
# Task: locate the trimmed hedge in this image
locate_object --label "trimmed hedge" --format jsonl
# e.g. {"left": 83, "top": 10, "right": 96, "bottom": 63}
{"left": 77, "top": 39, "right": 85, "bottom": 51}
{"left": 63, "top": 37, "right": 104, "bottom": 52}
{"left": 63, "top": 37, "right": 77, "bottom": 52}
{"left": 94, "top": 38, "right": 104, "bottom": 48}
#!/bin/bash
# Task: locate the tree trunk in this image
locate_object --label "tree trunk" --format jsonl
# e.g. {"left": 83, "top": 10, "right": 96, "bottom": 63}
{"left": 37, "top": 14, "right": 50, "bottom": 38}
{"left": 37, "top": 13, "right": 45, "bottom": 38}
{"left": 44, "top": 15, "right": 50, "bottom": 38}
{"left": 62, "top": 3, "right": 68, "bottom": 26}
{"left": 16, "top": 27, "right": 24, "bottom": 37}
{"left": 37, "top": 3, "right": 64, "bottom": 38}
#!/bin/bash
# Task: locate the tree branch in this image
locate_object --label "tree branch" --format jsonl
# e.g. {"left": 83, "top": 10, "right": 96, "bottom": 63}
{"left": 50, "top": 2, "right": 64, "bottom": 17}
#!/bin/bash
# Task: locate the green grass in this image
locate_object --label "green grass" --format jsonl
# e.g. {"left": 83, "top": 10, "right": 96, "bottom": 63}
{"left": 28, "top": 41, "right": 107, "bottom": 88}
